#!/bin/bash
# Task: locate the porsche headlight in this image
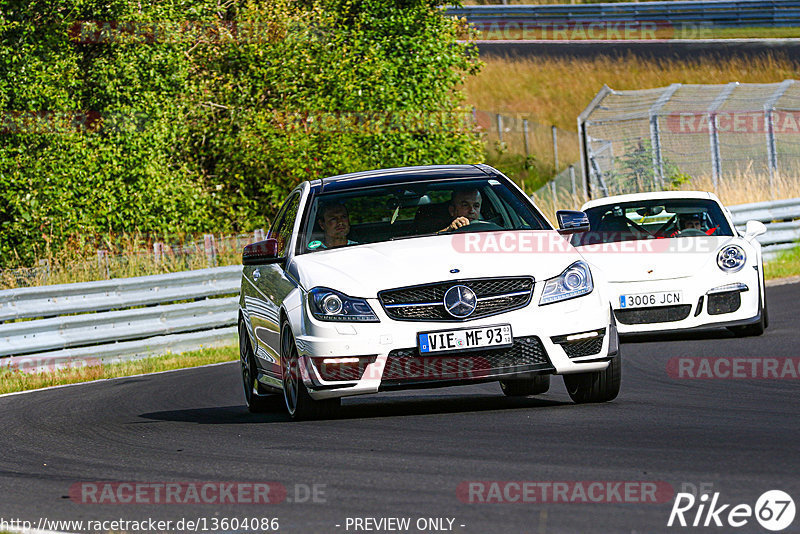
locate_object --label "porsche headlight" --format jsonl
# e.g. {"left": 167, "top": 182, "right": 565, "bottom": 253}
{"left": 717, "top": 245, "right": 746, "bottom": 273}
{"left": 308, "top": 287, "right": 379, "bottom": 322}
{"left": 539, "top": 261, "right": 594, "bottom": 305}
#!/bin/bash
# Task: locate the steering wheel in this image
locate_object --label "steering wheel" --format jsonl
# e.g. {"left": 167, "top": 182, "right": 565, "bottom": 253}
{"left": 677, "top": 228, "right": 707, "bottom": 237}
{"left": 450, "top": 220, "right": 505, "bottom": 233}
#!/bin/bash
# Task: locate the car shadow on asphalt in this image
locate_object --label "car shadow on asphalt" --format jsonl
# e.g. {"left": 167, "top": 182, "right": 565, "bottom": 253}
{"left": 139, "top": 395, "right": 569, "bottom": 424}
{"left": 621, "top": 327, "right": 736, "bottom": 344}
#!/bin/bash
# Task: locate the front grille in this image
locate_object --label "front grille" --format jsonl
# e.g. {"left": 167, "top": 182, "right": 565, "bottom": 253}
{"left": 707, "top": 291, "right": 741, "bottom": 315}
{"left": 614, "top": 304, "right": 692, "bottom": 325}
{"left": 379, "top": 277, "right": 533, "bottom": 322}
{"left": 381, "top": 335, "right": 553, "bottom": 386}
{"left": 561, "top": 337, "right": 604, "bottom": 358}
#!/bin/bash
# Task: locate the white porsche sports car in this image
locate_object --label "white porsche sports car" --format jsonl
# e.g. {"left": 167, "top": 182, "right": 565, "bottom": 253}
{"left": 239, "top": 164, "right": 620, "bottom": 419}
{"left": 572, "top": 191, "right": 767, "bottom": 337}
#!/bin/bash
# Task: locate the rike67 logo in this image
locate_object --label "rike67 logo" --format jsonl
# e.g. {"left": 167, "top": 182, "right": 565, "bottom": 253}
{"left": 668, "top": 490, "right": 795, "bottom": 531}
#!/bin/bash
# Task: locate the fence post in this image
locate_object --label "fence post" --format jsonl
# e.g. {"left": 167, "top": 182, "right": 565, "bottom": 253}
{"left": 649, "top": 83, "right": 680, "bottom": 189}
{"left": 550, "top": 180, "right": 557, "bottom": 215}
{"left": 96, "top": 249, "right": 109, "bottom": 279}
{"left": 495, "top": 113, "right": 503, "bottom": 144}
{"left": 764, "top": 80, "right": 794, "bottom": 199}
{"left": 569, "top": 165, "right": 578, "bottom": 207}
{"left": 552, "top": 125, "right": 559, "bottom": 173}
{"left": 204, "top": 234, "right": 217, "bottom": 267}
{"left": 522, "top": 119, "right": 530, "bottom": 158}
{"left": 707, "top": 82, "right": 738, "bottom": 190}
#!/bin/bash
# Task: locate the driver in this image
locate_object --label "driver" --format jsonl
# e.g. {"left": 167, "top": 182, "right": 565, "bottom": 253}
{"left": 440, "top": 188, "right": 482, "bottom": 232}
{"left": 317, "top": 202, "right": 358, "bottom": 248}
{"left": 679, "top": 214, "right": 703, "bottom": 231}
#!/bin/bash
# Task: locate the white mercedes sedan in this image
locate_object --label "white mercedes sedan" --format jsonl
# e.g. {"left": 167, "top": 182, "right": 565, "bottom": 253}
{"left": 572, "top": 191, "right": 767, "bottom": 337}
{"left": 239, "top": 164, "right": 619, "bottom": 419}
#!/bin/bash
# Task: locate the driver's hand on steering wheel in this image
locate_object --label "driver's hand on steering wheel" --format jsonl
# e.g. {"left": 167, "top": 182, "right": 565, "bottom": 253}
{"left": 442, "top": 216, "right": 471, "bottom": 232}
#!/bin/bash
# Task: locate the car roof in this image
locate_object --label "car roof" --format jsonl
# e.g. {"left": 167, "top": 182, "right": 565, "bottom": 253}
{"left": 317, "top": 164, "right": 497, "bottom": 193}
{"left": 581, "top": 190, "right": 721, "bottom": 210}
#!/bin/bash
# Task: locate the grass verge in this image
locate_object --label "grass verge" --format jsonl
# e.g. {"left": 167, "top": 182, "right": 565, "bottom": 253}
{"left": 0, "top": 345, "right": 238, "bottom": 395}
{"left": 765, "top": 245, "right": 800, "bottom": 280}
{"left": 464, "top": 54, "right": 800, "bottom": 132}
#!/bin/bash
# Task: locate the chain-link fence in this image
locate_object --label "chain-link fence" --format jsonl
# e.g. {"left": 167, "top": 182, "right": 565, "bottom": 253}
{"left": 579, "top": 80, "right": 800, "bottom": 201}
{"left": 475, "top": 109, "right": 580, "bottom": 194}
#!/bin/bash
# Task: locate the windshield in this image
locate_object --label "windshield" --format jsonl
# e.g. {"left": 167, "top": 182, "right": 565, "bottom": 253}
{"left": 298, "top": 177, "right": 550, "bottom": 253}
{"left": 572, "top": 198, "right": 733, "bottom": 246}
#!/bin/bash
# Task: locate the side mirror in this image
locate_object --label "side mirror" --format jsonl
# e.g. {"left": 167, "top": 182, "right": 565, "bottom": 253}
{"left": 243, "top": 238, "right": 284, "bottom": 265}
{"left": 743, "top": 220, "right": 767, "bottom": 241}
{"left": 556, "top": 210, "right": 590, "bottom": 235}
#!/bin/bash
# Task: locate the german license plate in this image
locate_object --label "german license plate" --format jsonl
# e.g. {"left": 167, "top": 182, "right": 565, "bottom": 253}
{"left": 418, "top": 324, "right": 512, "bottom": 354}
{"left": 619, "top": 290, "right": 684, "bottom": 309}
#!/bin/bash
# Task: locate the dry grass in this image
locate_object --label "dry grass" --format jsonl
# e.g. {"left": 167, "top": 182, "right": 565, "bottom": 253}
{"left": 0, "top": 345, "right": 237, "bottom": 395}
{"left": 678, "top": 173, "right": 800, "bottom": 206}
{"left": 0, "top": 232, "right": 253, "bottom": 290}
{"left": 464, "top": 54, "right": 800, "bottom": 132}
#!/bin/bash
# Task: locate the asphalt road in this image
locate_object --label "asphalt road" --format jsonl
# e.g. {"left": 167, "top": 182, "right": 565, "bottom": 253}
{"left": 1, "top": 284, "right": 798, "bottom": 534}
{"left": 475, "top": 39, "right": 800, "bottom": 60}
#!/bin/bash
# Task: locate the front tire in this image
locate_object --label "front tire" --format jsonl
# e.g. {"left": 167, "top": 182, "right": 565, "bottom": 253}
{"left": 563, "top": 351, "right": 621, "bottom": 404}
{"left": 239, "top": 321, "right": 276, "bottom": 413}
{"left": 728, "top": 295, "right": 767, "bottom": 337}
{"left": 499, "top": 375, "right": 550, "bottom": 396}
{"left": 280, "top": 319, "right": 340, "bottom": 420}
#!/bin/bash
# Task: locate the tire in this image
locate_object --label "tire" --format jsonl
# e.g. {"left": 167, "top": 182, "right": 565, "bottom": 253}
{"left": 280, "top": 319, "right": 340, "bottom": 420}
{"left": 728, "top": 293, "right": 767, "bottom": 338}
{"left": 499, "top": 375, "right": 550, "bottom": 396}
{"left": 239, "top": 321, "right": 277, "bottom": 413}
{"left": 563, "top": 351, "right": 621, "bottom": 404}
{"left": 728, "top": 316, "right": 765, "bottom": 337}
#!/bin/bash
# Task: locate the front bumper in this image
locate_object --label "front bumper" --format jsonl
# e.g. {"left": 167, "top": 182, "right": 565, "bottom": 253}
{"left": 610, "top": 266, "right": 762, "bottom": 335}
{"left": 290, "top": 291, "right": 616, "bottom": 401}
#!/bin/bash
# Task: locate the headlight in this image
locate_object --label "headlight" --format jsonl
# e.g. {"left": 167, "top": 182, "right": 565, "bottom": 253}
{"left": 539, "top": 261, "right": 594, "bottom": 305}
{"left": 717, "top": 245, "right": 746, "bottom": 273}
{"left": 308, "top": 287, "right": 379, "bottom": 322}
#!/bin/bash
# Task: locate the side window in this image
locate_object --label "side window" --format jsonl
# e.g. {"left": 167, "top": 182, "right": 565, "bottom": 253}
{"left": 271, "top": 193, "right": 301, "bottom": 257}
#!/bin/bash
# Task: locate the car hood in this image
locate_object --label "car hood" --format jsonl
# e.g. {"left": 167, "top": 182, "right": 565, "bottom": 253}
{"left": 575, "top": 235, "right": 742, "bottom": 282}
{"left": 291, "top": 231, "right": 584, "bottom": 297}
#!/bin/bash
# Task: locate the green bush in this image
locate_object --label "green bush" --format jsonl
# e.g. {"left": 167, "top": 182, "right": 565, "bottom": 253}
{"left": 0, "top": 0, "right": 482, "bottom": 267}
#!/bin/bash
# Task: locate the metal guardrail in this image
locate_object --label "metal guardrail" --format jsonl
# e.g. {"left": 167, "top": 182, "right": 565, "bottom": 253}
{"left": 446, "top": 1, "right": 800, "bottom": 28}
{"left": 0, "top": 265, "right": 241, "bottom": 373}
{"left": 729, "top": 198, "right": 800, "bottom": 261}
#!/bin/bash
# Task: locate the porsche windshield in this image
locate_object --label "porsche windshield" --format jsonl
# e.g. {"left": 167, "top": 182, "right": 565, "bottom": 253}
{"left": 573, "top": 199, "right": 734, "bottom": 246}
{"left": 299, "top": 177, "right": 550, "bottom": 253}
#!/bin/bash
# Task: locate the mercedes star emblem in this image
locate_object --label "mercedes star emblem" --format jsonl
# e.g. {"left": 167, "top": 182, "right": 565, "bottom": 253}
{"left": 443, "top": 285, "right": 477, "bottom": 318}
